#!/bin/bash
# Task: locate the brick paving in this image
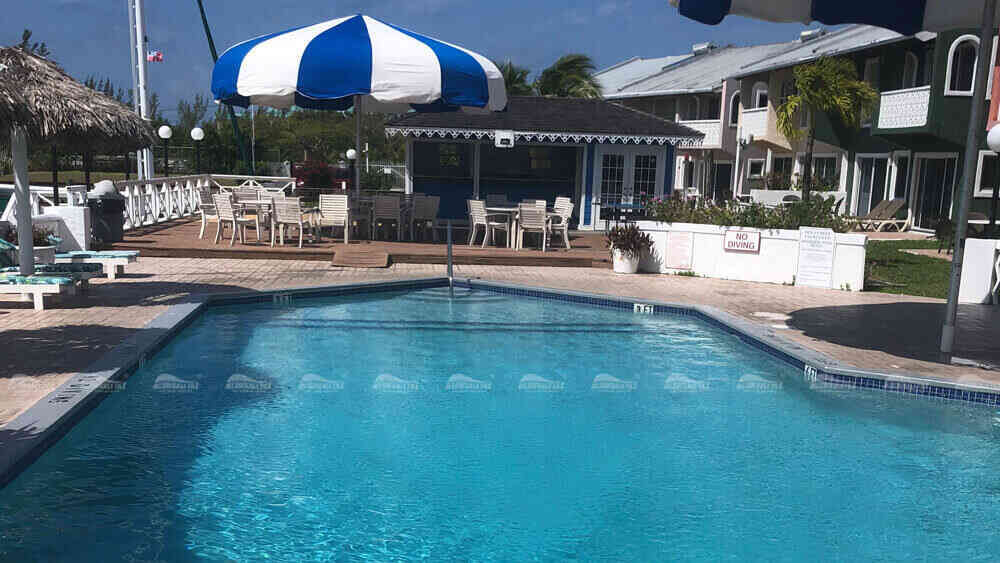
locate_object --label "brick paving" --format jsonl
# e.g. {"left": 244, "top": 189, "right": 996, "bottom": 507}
{"left": 2, "top": 257, "right": 998, "bottom": 426}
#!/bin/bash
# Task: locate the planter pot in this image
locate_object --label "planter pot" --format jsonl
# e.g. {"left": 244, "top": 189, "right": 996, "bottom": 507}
{"left": 611, "top": 249, "right": 640, "bottom": 274}
{"left": 33, "top": 246, "right": 56, "bottom": 264}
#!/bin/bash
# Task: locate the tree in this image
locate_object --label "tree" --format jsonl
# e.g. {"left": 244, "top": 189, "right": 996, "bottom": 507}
{"left": 177, "top": 94, "right": 211, "bottom": 135}
{"left": 776, "top": 57, "right": 878, "bottom": 198}
{"left": 534, "top": 54, "right": 602, "bottom": 99}
{"left": 17, "top": 29, "right": 50, "bottom": 57}
{"left": 497, "top": 60, "right": 534, "bottom": 96}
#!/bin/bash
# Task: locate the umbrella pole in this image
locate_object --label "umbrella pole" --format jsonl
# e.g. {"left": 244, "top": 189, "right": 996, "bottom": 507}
{"left": 941, "top": 0, "right": 997, "bottom": 355}
{"left": 11, "top": 127, "right": 34, "bottom": 276}
{"left": 355, "top": 95, "right": 362, "bottom": 197}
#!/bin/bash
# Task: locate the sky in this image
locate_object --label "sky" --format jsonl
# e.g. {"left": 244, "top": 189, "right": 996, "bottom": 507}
{"left": 10, "top": 0, "right": 819, "bottom": 119}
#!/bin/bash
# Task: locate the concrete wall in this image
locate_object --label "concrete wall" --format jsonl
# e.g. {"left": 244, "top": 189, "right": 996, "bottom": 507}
{"left": 637, "top": 221, "right": 867, "bottom": 291}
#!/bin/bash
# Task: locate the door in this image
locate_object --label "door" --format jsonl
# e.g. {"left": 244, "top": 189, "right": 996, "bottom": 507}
{"left": 594, "top": 147, "right": 664, "bottom": 228}
{"left": 712, "top": 162, "right": 733, "bottom": 200}
{"left": 914, "top": 156, "right": 957, "bottom": 230}
{"left": 855, "top": 156, "right": 889, "bottom": 215}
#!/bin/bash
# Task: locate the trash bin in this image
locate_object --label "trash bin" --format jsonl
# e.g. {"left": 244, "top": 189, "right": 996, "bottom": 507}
{"left": 87, "top": 180, "right": 127, "bottom": 243}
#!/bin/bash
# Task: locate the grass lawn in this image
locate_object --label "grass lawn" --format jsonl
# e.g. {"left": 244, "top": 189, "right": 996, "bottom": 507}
{"left": 865, "top": 239, "right": 951, "bottom": 299}
{"left": 0, "top": 171, "right": 127, "bottom": 185}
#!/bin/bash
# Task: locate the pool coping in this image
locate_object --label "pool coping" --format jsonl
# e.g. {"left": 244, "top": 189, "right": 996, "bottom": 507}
{"left": 1, "top": 276, "right": 998, "bottom": 489}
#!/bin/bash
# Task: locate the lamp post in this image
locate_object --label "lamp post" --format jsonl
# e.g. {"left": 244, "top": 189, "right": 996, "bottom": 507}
{"left": 346, "top": 148, "right": 358, "bottom": 196}
{"left": 987, "top": 124, "right": 1000, "bottom": 236}
{"left": 190, "top": 127, "right": 205, "bottom": 174}
{"left": 158, "top": 125, "right": 172, "bottom": 177}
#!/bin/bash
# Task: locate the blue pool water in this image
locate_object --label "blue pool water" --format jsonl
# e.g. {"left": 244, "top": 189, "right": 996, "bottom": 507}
{"left": 2, "top": 287, "right": 1000, "bottom": 561}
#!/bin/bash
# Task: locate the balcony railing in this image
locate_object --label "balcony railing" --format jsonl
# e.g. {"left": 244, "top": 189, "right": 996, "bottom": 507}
{"left": 876, "top": 85, "right": 930, "bottom": 129}
{"left": 740, "top": 107, "right": 767, "bottom": 142}
{"left": 677, "top": 119, "right": 722, "bottom": 148}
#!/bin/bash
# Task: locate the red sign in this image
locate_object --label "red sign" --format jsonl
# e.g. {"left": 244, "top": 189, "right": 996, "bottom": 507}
{"left": 723, "top": 230, "right": 760, "bottom": 253}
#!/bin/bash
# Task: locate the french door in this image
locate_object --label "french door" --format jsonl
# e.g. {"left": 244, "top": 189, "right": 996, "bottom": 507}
{"left": 912, "top": 155, "right": 957, "bottom": 230}
{"left": 854, "top": 156, "right": 890, "bottom": 216}
{"left": 594, "top": 146, "right": 665, "bottom": 228}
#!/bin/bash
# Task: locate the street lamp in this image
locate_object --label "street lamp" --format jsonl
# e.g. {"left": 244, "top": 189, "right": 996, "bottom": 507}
{"left": 987, "top": 124, "right": 1000, "bottom": 235}
{"left": 190, "top": 127, "right": 205, "bottom": 174}
{"left": 157, "top": 125, "right": 173, "bottom": 177}
{"left": 345, "top": 149, "right": 358, "bottom": 195}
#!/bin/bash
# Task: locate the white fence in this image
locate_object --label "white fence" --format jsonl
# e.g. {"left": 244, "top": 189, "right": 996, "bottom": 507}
{"left": 114, "top": 174, "right": 296, "bottom": 230}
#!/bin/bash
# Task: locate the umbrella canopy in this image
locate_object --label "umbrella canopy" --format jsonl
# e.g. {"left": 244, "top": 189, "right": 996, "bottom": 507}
{"left": 211, "top": 14, "right": 507, "bottom": 113}
{"left": 670, "top": 0, "right": 996, "bottom": 35}
{"left": 0, "top": 47, "right": 154, "bottom": 153}
{"left": 669, "top": 0, "right": 998, "bottom": 356}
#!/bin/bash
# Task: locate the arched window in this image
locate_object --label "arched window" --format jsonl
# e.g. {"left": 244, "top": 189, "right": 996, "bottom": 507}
{"left": 902, "top": 52, "right": 919, "bottom": 88}
{"left": 729, "top": 92, "right": 740, "bottom": 126}
{"left": 752, "top": 82, "right": 768, "bottom": 108}
{"left": 945, "top": 35, "right": 979, "bottom": 95}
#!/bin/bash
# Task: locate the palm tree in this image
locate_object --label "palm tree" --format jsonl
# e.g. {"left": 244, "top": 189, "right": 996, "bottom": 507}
{"left": 497, "top": 60, "right": 535, "bottom": 96}
{"left": 776, "top": 57, "right": 878, "bottom": 199}
{"left": 534, "top": 54, "right": 602, "bottom": 99}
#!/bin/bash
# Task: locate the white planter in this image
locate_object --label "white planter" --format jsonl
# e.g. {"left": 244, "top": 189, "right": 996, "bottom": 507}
{"left": 33, "top": 246, "right": 56, "bottom": 264}
{"left": 612, "top": 249, "right": 640, "bottom": 274}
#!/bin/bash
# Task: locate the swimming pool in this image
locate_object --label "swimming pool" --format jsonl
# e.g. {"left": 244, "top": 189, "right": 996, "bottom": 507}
{"left": 2, "top": 285, "right": 999, "bottom": 561}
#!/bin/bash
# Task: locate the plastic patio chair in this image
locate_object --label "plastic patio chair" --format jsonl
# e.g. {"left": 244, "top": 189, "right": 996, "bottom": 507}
{"left": 317, "top": 194, "right": 351, "bottom": 244}
{"left": 516, "top": 202, "right": 547, "bottom": 252}
{"left": 271, "top": 197, "right": 313, "bottom": 248}
{"left": 213, "top": 193, "right": 258, "bottom": 245}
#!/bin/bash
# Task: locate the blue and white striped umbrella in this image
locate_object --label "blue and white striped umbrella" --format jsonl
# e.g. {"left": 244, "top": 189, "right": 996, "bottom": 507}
{"left": 211, "top": 14, "right": 507, "bottom": 113}
{"left": 670, "top": 0, "right": 997, "bottom": 35}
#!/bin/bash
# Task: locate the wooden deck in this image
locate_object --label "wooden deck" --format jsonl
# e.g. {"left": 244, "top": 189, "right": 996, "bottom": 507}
{"left": 112, "top": 219, "right": 611, "bottom": 268}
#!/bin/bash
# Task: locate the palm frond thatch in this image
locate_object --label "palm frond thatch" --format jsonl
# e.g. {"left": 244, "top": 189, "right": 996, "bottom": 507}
{"left": 0, "top": 47, "right": 154, "bottom": 152}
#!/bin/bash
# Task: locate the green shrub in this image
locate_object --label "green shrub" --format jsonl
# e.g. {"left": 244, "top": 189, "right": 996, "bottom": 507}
{"left": 646, "top": 194, "right": 849, "bottom": 233}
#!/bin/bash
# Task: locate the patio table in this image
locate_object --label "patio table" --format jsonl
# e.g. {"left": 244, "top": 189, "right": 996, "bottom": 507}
{"left": 486, "top": 206, "right": 518, "bottom": 248}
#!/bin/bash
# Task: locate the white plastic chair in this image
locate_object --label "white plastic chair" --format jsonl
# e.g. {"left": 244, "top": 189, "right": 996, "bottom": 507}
{"left": 516, "top": 203, "right": 547, "bottom": 252}
{"left": 213, "top": 193, "right": 257, "bottom": 245}
{"left": 271, "top": 197, "right": 313, "bottom": 248}
{"left": 549, "top": 197, "right": 573, "bottom": 249}
{"left": 468, "top": 199, "right": 509, "bottom": 248}
{"left": 197, "top": 187, "right": 218, "bottom": 239}
{"left": 317, "top": 194, "right": 351, "bottom": 244}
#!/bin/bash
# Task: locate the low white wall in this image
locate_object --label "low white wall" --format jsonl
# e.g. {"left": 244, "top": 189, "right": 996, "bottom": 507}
{"left": 38, "top": 206, "right": 91, "bottom": 251}
{"left": 958, "top": 238, "right": 1000, "bottom": 304}
{"left": 749, "top": 189, "right": 848, "bottom": 213}
{"left": 637, "top": 221, "right": 867, "bottom": 291}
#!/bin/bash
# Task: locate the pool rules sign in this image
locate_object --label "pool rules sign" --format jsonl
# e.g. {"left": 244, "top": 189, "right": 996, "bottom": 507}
{"left": 796, "top": 227, "right": 836, "bottom": 288}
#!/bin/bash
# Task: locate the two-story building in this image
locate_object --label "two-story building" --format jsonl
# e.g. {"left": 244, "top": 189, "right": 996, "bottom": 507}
{"left": 599, "top": 39, "right": 800, "bottom": 200}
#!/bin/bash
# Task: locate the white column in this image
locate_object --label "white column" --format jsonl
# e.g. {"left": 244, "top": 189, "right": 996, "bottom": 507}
{"left": 473, "top": 142, "right": 481, "bottom": 199}
{"left": 404, "top": 138, "right": 414, "bottom": 195}
{"left": 12, "top": 127, "right": 34, "bottom": 275}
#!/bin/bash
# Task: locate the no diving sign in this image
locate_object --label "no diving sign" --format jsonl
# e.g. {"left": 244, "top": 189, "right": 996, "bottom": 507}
{"left": 723, "top": 230, "right": 760, "bottom": 253}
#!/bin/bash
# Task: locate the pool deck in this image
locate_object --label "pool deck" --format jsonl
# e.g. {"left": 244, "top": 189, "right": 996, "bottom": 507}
{"left": 1, "top": 257, "right": 998, "bottom": 426}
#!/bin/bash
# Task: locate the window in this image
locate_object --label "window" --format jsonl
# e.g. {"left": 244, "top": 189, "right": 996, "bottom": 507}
{"left": 654, "top": 98, "right": 676, "bottom": 121}
{"left": 863, "top": 58, "right": 881, "bottom": 90}
{"left": 682, "top": 160, "right": 695, "bottom": 188}
{"left": 923, "top": 43, "right": 935, "bottom": 86}
{"left": 798, "top": 106, "right": 811, "bottom": 129}
{"left": 752, "top": 82, "right": 768, "bottom": 108}
{"left": 729, "top": 92, "right": 740, "bottom": 126}
{"left": 902, "top": 52, "right": 919, "bottom": 89}
{"left": 748, "top": 159, "right": 765, "bottom": 178}
{"left": 413, "top": 142, "right": 471, "bottom": 178}
{"left": 702, "top": 95, "right": 721, "bottom": 120}
{"left": 893, "top": 155, "right": 910, "bottom": 199}
{"left": 439, "top": 144, "right": 461, "bottom": 168}
{"left": 946, "top": 35, "right": 979, "bottom": 95}
{"left": 601, "top": 154, "right": 626, "bottom": 204}
{"left": 772, "top": 157, "right": 793, "bottom": 175}
{"left": 770, "top": 156, "right": 793, "bottom": 188}
{"left": 680, "top": 96, "right": 699, "bottom": 120}
{"left": 633, "top": 155, "right": 657, "bottom": 197}
{"left": 812, "top": 156, "right": 839, "bottom": 186}
{"left": 528, "top": 148, "right": 552, "bottom": 170}
{"left": 975, "top": 150, "right": 999, "bottom": 197}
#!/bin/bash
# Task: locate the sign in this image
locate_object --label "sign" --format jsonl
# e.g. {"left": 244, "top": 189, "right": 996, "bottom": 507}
{"left": 796, "top": 227, "right": 836, "bottom": 288}
{"left": 664, "top": 231, "right": 694, "bottom": 270}
{"left": 494, "top": 130, "right": 515, "bottom": 149}
{"left": 723, "top": 230, "right": 760, "bottom": 253}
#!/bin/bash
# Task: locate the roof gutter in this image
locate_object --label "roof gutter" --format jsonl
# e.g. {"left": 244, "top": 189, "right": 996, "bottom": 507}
{"left": 604, "top": 86, "right": 717, "bottom": 100}
{"left": 731, "top": 34, "right": 920, "bottom": 79}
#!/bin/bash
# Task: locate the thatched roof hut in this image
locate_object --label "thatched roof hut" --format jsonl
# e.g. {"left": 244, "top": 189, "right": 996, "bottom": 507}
{"left": 0, "top": 47, "right": 153, "bottom": 152}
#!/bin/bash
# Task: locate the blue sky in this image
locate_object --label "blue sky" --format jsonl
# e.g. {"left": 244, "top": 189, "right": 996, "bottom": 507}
{"left": 11, "top": 0, "right": 816, "bottom": 118}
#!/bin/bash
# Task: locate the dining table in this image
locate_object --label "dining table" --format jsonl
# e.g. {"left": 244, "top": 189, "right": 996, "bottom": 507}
{"left": 485, "top": 206, "right": 519, "bottom": 248}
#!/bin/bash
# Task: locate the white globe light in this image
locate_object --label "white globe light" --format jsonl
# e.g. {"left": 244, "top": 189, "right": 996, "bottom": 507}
{"left": 345, "top": 149, "right": 358, "bottom": 160}
{"left": 157, "top": 125, "right": 173, "bottom": 140}
{"left": 988, "top": 124, "right": 1000, "bottom": 153}
{"left": 190, "top": 127, "right": 205, "bottom": 142}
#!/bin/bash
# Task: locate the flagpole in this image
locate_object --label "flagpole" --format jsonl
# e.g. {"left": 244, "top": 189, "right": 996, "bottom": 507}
{"left": 941, "top": 0, "right": 997, "bottom": 355}
{"left": 355, "top": 94, "right": 362, "bottom": 197}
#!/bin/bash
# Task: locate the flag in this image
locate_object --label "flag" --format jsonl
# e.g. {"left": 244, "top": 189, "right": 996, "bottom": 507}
{"left": 146, "top": 50, "right": 163, "bottom": 63}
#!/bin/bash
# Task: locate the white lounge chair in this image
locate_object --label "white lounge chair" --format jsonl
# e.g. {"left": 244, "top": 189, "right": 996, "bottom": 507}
{"left": 54, "top": 250, "right": 140, "bottom": 280}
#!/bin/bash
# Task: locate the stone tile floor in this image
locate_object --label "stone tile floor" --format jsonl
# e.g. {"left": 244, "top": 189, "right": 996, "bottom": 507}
{"left": 1, "top": 257, "right": 998, "bottom": 426}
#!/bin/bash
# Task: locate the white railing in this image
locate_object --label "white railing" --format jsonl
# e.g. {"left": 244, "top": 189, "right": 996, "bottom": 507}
{"left": 677, "top": 119, "right": 722, "bottom": 148}
{"left": 876, "top": 85, "right": 930, "bottom": 129}
{"left": 740, "top": 108, "right": 767, "bottom": 142}
{"left": 113, "top": 174, "right": 297, "bottom": 230}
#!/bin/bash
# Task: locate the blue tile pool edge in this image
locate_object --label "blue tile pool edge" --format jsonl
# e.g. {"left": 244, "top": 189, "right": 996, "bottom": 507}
{"left": 2, "top": 275, "right": 997, "bottom": 489}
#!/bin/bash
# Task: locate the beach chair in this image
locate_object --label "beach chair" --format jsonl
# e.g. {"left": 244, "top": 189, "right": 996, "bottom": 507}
{"left": 854, "top": 199, "right": 907, "bottom": 232}
{"left": 54, "top": 250, "right": 140, "bottom": 280}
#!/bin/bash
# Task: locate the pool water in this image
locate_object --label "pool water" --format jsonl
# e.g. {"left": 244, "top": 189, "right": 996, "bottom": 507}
{"left": 2, "top": 287, "right": 1000, "bottom": 561}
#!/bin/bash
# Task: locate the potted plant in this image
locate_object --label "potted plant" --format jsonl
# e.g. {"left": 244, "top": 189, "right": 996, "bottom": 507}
{"left": 2, "top": 225, "right": 60, "bottom": 264}
{"left": 605, "top": 224, "right": 652, "bottom": 274}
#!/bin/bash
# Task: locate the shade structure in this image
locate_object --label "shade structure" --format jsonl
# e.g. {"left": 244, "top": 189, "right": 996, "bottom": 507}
{"left": 211, "top": 14, "right": 507, "bottom": 113}
{"left": 670, "top": 0, "right": 997, "bottom": 35}
{"left": 0, "top": 47, "right": 154, "bottom": 275}
{"left": 211, "top": 14, "right": 507, "bottom": 196}
{"left": 669, "top": 0, "right": 997, "bottom": 356}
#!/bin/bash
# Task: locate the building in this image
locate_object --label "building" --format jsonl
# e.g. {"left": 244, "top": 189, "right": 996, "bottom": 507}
{"left": 385, "top": 96, "right": 703, "bottom": 230}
